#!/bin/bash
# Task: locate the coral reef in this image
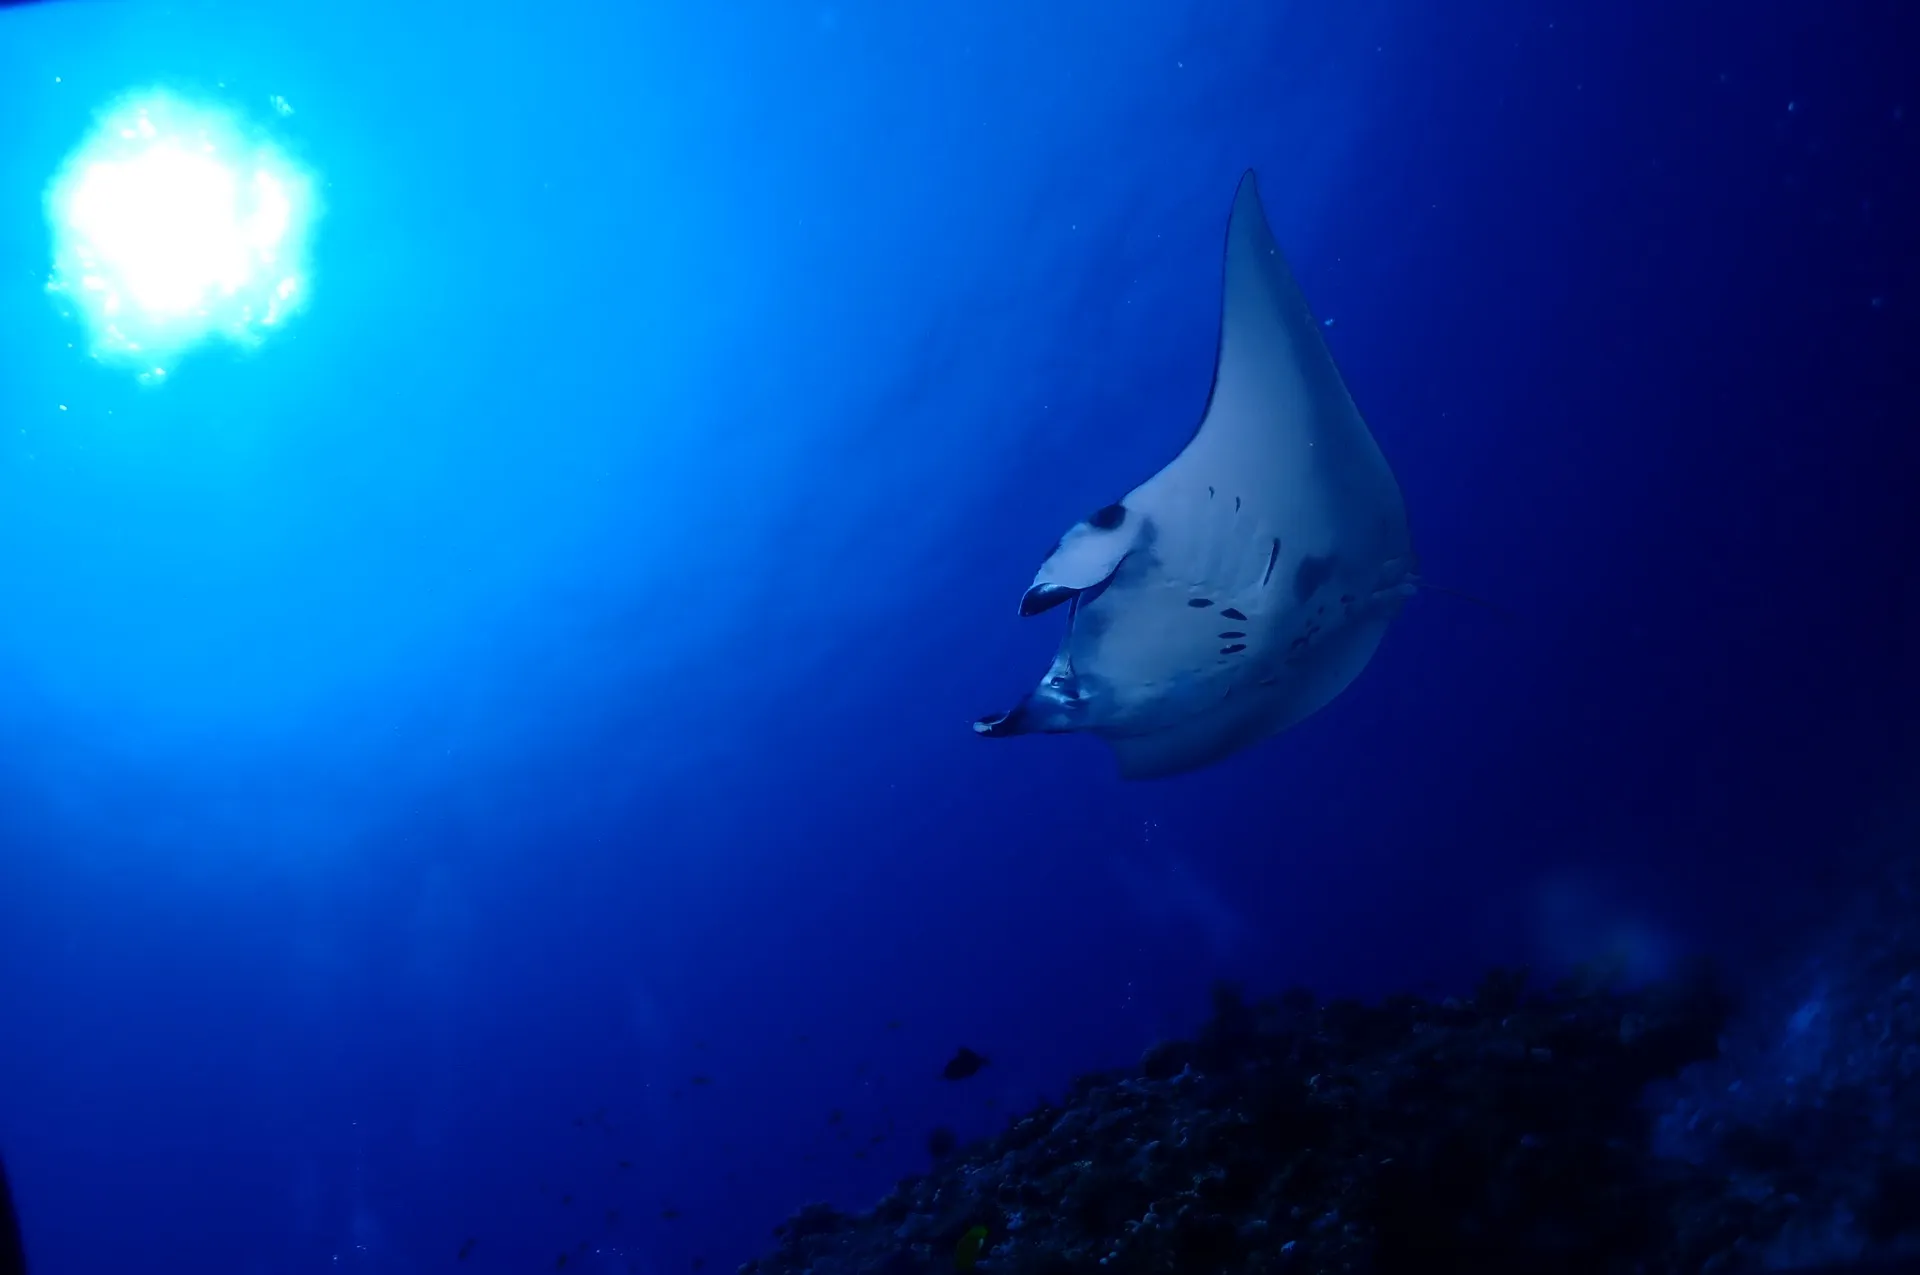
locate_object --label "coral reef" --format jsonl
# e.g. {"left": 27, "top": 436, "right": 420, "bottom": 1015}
{"left": 1656, "top": 854, "right": 1920, "bottom": 1272}
{"left": 743, "top": 859, "right": 1920, "bottom": 1275}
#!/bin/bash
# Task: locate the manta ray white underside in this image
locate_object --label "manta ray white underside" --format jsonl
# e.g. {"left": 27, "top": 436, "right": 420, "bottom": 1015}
{"left": 974, "top": 170, "right": 1417, "bottom": 779}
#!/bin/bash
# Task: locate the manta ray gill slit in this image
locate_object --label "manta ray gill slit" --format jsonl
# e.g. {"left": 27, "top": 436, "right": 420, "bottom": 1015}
{"left": 43, "top": 87, "right": 319, "bottom": 382}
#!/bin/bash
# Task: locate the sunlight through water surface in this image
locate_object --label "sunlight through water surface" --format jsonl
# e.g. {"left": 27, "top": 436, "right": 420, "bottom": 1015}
{"left": 43, "top": 88, "right": 319, "bottom": 382}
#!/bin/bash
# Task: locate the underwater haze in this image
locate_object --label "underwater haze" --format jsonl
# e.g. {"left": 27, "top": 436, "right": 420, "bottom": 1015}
{"left": 0, "top": 0, "right": 1916, "bottom": 1272}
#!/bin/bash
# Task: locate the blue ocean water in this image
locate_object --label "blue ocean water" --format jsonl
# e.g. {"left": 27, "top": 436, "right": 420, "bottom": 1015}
{"left": 0, "top": 0, "right": 1914, "bottom": 1271}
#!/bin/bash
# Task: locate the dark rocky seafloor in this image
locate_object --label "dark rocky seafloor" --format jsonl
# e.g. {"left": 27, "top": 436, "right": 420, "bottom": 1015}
{"left": 743, "top": 856, "right": 1920, "bottom": 1275}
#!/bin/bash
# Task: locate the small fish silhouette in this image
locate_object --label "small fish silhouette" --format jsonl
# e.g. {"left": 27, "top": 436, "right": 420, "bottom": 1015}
{"left": 942, "top": 1047, "right": 988, "bottom": 1081}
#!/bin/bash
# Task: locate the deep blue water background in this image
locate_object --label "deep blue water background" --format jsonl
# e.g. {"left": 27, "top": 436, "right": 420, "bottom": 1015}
{"left": 0, "top": 0, "right": 1915, "bottom": 1272}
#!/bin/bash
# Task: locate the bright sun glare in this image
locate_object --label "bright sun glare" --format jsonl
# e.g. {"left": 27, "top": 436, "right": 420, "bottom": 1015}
{"left": 44, "top": 88, "right": 319, "bottom": 382}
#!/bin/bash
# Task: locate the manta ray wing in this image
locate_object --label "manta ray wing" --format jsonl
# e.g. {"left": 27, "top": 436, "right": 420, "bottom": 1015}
{"left": 975, "top": 169, "right": 1416, "bottom": 778}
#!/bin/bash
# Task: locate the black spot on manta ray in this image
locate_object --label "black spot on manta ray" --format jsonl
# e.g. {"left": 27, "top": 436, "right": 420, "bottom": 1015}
{"left": 1219, "top": 643, "right": 1247, "bottom": 655}
{"left": 1188, "top": 598, "right": 1213, "bottom": 608}
{"left": 1218, "top": 631, "right": 1246, "bottom": 639}
{"left": 1293, "top": 554, "right": 1335, "bottom": 603}
{"left": 1087, "top": 503, "right": 1126, "bottom": 530}
{"left": 1221, "top": 607, "right": 1247, "bottom": 621}
{"left": 1262, "top": 539, "right": 1281, "bottom": 586}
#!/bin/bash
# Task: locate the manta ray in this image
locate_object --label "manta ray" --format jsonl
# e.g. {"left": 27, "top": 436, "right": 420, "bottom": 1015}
{"left": 974, "top": 169, "right": 1417, "bottom": 779}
